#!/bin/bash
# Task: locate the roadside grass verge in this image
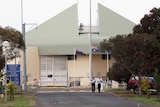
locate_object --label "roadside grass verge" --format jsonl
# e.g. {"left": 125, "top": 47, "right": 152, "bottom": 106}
{"left": 0, "top": 93, "right": 35, "bottom": 107}
{"left": 104, "top": 87, "right": 160, "bottom": 107}
{"left": 131, "top": 97, "right": 160, "bottom": 107}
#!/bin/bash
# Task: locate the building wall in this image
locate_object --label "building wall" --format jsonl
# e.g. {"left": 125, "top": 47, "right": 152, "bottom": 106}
{"left": 26, "top": 47, "right": 40, "bottom": 84}
{"left": 92, "top": 54, "right": 107, "bottom": 78}
{"left": 68, "top": 55, "right": 89, "bottom": 78}
{"left": 24, "top": 47, "right": 112, "bottom": 86}
{"left": 68, "top": 55, "right": 90, "bottom": 86}
{"left": 67, "top": 54, "right": 110, "bottom": 86}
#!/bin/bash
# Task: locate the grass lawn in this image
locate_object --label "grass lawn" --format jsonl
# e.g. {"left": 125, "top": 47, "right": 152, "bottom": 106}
{"left": 104, "top": 87, "right": 160, "bottom": 107}
{"left": 131, "top": 97, "right": 160, "bottom": 107}
{"left": 0, "top": 93, "right": 35, "bottom": 107}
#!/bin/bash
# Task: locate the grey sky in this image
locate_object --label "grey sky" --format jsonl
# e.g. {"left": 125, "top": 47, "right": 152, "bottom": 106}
{"left": 0, "top": 0, "right": 159, "bottom": 31}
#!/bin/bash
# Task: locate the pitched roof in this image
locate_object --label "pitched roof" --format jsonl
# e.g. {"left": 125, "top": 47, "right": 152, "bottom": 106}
{"left": 26, "top": 3, "right": 135, "bottom": 55}
{"left": 98, "top": 3, "right": 135, "bottom": 38}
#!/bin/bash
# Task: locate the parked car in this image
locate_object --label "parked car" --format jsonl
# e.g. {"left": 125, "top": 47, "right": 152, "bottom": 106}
{"left": 127, "top": 75, "right": 156, "bottom": 94}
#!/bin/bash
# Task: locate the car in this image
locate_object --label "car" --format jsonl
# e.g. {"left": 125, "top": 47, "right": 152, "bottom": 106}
{"left": 127, "top": 75, "right": 156, "bottom": 94}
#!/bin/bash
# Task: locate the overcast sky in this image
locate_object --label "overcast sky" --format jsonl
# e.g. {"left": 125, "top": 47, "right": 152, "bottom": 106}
{"left": 0, "top": 0, "right": 159, "bottom": 32}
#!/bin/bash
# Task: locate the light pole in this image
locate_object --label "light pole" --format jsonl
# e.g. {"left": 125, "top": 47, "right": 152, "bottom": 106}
{"left": 2, "top": 41, "right": 10, "bottom": 102}
{"left": 22, "top": 23, "right": 37, "bottom": 91}
{"left": 22, "top": 23, "right": 27, "bottom": 92}
{"left": 78, "top": 0, "right": 96, "bottom": 81}
{"left": 106, "top": 50, "right": 111, "bottom": 87}
{"left": 89, "top": 0, "right": 92, "bottom": 80}
{"left": 21, "top": 0, "right": 27, "bottom": 92}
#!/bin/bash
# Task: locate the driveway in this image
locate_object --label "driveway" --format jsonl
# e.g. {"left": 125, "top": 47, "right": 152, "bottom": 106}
{"left": 34, "top": 87, "right": 155, "bottom": 107}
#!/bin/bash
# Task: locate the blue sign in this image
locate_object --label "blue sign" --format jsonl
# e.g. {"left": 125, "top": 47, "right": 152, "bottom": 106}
{"left": 7, "top": 64, "right": 20, "bottom": 86}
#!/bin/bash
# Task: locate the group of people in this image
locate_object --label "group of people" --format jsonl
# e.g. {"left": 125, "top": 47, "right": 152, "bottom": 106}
{"left": 91, "top": 77, "right": 102, "bottom": 93}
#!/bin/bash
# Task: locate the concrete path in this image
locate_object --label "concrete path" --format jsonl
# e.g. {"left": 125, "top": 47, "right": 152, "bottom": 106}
{"left": 34, "top": 86, "right": 156, "bottom": 107}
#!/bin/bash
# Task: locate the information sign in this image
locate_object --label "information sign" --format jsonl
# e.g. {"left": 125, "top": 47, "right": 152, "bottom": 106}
{"left": 6, "top": 64, "right": 20, "bottom": 86}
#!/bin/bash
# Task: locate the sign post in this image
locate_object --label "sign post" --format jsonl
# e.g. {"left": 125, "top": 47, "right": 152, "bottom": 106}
{"left": 6, "top": 64, "right": 20, "bottom": 86}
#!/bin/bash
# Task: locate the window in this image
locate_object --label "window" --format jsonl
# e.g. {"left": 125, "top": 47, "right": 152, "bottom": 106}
{"left": 132, "top": 76, "right": 139, "bottom": 80}
{"left": 102, "top": 54, "right": 111, "bottom": 60}
{"left": 68, "top": 55, "right": 77, "bottom": 60}
{"left": 102, "top": 54, "right": 107, "bottom": 60}
{"left": 148, "top": 77, "right": 155, "bottom": 82}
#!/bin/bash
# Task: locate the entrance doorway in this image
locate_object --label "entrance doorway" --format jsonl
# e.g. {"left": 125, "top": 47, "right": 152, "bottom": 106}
{"left": 40, "top": 56, "right": 67, "bottom": 86}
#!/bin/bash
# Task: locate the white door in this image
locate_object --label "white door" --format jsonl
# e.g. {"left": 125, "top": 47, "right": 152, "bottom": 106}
{"left": 53, "top": 56, "right": 67, "bottom": 86}
{"left": 40, "top": 56, "right": 67, "bottom": 86}
{"left": 40, "top": 56, "right": 47, "bottom": 86}
{"left": 46, "top": 56, "right": 54, "bottom": 86}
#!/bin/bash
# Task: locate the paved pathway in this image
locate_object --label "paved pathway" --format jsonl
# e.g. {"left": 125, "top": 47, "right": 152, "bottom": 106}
{"left": 34, "top": 86, "right": 156, "bottom": 107}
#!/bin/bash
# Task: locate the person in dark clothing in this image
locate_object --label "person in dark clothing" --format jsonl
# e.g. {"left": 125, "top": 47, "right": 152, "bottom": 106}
{"left": 97, "top": 78, "right": 102, "bottom": 93}
{"left": 91, "top": 77, "right": 96, "bottom": 92}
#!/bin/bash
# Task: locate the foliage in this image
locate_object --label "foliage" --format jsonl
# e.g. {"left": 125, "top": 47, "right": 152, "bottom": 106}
{"left": 133, "top": 7, "right": 160, "bottom": 41}
{"left": 133, "top": 7, "right": 160, "bottom": 72}
{"left": 100, "top": 39, "right": 112, "bottom": 52}
{"left": 5, "top": 81, "right": 18, "bottom": 101}
{"left": 111, "top": 34, "right": 159, "bottom": 76}
{"left": 0, "top": 26, "right": 25, "bottom": 77}
{"left": 100, "top": 7, "right": 160, "bottom": 85}
{"left": 107, "top": 63, "right": 131, "bottom": 83}
{"left": 0, "top": 59, "right": 5, "bottom": 78}
{"left": 0, "top": 27, "right": 25, "bottom": 48}
{"left": 141, "top": 77, "right": 151, "bottom": 98}
{"left": 154, "top": 68, "right": 160, "bottom": 100}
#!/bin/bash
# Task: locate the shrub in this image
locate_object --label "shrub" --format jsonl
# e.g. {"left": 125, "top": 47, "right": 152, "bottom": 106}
{"left": 141, "top": 77, "right": 151, "bottom": 98}
{"left": 7, "top": 81, "right": 18, "bottom": 101}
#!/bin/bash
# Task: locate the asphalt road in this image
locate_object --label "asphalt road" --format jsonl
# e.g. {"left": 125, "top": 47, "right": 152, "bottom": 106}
{"left": 34, "top": 87, "right": 155, "bottom": 107}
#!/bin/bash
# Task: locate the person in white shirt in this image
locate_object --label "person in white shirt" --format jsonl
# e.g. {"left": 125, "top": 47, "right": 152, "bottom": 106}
{"left": 97, "top": 78, "right": 102, "bottom": 93}
{"left": 91, "top": 77, "right": 96, "bottom": 92}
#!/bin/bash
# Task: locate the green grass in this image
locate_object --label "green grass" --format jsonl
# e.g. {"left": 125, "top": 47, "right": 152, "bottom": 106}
{"left": 0, "top": 93, "right": 35, "bottom": 107}
{"left": 104, "top": 87, "right": 160, "bottom": 107}
{"left": 131, "top": 97, "right": 160, "bottom": 107}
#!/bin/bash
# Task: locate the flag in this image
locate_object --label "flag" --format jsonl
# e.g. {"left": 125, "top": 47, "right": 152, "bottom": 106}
{"left": 75, "top": 49, "right": 85, "bottom": 55}
{"left": 92, "top": 46, "right": 101, "bottom": 52}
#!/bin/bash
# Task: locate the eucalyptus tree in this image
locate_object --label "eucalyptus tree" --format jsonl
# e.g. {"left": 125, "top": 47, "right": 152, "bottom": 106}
{"left": 0, "top": 26, "right": 25, "bottom": 78}
{"left": 100, "top": 7, "right": 160, "bottom": 84}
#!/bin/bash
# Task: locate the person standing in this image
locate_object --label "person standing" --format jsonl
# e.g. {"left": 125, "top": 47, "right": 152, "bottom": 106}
{"left": 97, "top": 78, "right": 102, "bottom": 93}
{"left": 91, "top": 77, "right": 96, "bottom": 92}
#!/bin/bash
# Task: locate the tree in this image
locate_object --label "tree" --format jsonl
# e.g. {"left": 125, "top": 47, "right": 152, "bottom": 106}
{"left": 100, "top": 7, "right": 160, "bottom": 86}
{"left": 107, "top": 63, "right": 131, "bottom": 83}
{"left": 133, "top": 7, "right": 160, "bottom": 71}
{"left": 0, "top": 26, "right": 25, "bottom": 78}
{"left": 100, "top": 33, "right": 160, "bottom": 95}
{"left": 133, "top": 7, "right": 160, "bottom": 41}
{"left": 154, "top": 68, "right": 160, "bottom": 100}
{"left": 0, "top": 26, "right": 25, "bottom": 49}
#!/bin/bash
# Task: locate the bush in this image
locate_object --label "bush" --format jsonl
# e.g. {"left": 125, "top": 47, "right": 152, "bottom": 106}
{"left": 7, "top": 81, "right": 18, "bottom": 101}
{"left": 141, "top": 77, "right": 151, "bottom": 98}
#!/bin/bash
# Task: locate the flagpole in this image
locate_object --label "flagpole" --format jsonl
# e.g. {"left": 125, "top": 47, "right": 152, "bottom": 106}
{"left": 106, "top": 51, "right": 109, "bottom": 87}
{"left": 73, "top": 47, "right": 76, "bottom": 86}
{"left": 107, "top": 51, "right": 109, "bottom": 73}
